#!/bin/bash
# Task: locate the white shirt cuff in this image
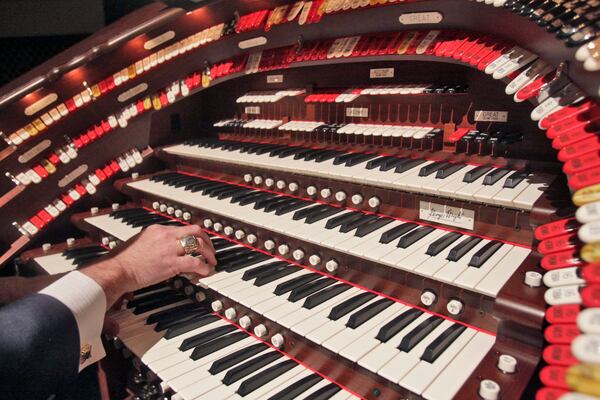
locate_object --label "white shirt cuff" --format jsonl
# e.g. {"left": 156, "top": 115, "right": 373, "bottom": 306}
{"left": 40, "top": 271, "right": 107, "bottom": 371}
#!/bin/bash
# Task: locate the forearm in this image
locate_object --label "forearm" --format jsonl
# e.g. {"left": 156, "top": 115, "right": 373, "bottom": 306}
{"left": 0, "top": 274, "right": 65, "bottom": 306}
{"left": 80, "top": 257, "right": 131, "bottom": 309}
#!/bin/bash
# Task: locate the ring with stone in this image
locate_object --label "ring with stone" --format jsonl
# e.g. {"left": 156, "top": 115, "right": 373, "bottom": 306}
{"left": 179, "top": 235, "right": 199, "bottom": 255}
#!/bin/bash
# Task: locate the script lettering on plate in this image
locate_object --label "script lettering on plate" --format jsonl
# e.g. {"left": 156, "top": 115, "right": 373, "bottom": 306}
{"left": 419, "top": 201, "right": 475, "bottom": 230}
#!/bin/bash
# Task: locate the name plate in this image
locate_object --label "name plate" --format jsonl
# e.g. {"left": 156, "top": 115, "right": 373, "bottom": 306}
{"left": 245, "top": 106, "right": 261, "bottom": 115}
{"left": 399, "top": 11, "right": 443, "bottom": 25}
{"left": 474, "top": 110, "right": 508, "bottom": 122}
{"left": 59, "top": 164, "right": 88, "bottom": 188}
{"left": 346, "top": 107, "right": 369, "bottom": 118}
{"left": 18, "top": 139, "right": 51, "bottom": 164}
{"left": 267, "top": 74, "right": 283, "bottom": 84}
{"left": 370, "top": 68, "right": 394, "bottom": 79}
{"left": 419, "top": 201, "right": 475, "bottom": 230}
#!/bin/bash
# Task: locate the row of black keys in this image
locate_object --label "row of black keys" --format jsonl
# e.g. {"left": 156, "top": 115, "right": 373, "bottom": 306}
{"left": 60, "top": 245, "right": 108, "bottom": 267}
{"left": 148, "top": 173, "right": 504, "bottom": 268}
{"left": 110, "top": 208, "right": 184, "bottom": 228}
{"left": 505, "top": 0, "right": 600, "bottom": 46}
{"left": 183, "top": 138, "right": 529, "bottom": 187}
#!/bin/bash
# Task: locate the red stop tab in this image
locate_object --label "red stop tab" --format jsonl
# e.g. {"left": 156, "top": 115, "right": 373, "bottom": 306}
{"left": 581, "top": 285, "right": 600, "bottom": 307}
{"left": 542, "top": 344, "right": 577, "bottom": 366}
{"left": 547, "top": 115, "right": 600, "bottom": 140}
{"left": 102, "top": 165, "right": 113, "bottom": 177}
{"left": 534, "top": 218, "right": 580, "bottom": 241}
{"left": 65, "top": 98, "right": 76, "bottom": 112}
{"left": 477, "top": 42, "right": 511, "bottom": 71}
{"left": 544, "top": 324, "right": 580, "bottom": 344}
{"left": 568, "top": 167, "right": 600, "bottom": 190}
{"left": 79, "top": 133, "right": 90, "bottom": 146}
{"left": 535, "top": 387, "right": 568, "bottom": 400}
{"left": 581, "top": 264, "right": 600, "bottom": 284}
{"left": 48, "top": 153, "right": 60, "bottom": 165}
{"left": 558, "top": 135, "right": 600, "bottom": 162}
{"left": 461, "top": 35, "right": 491, "bottom": 63}
{"left": 546, "top": 304, "right": 581, "bottom": 324}
{"left": 29, "top": 215, "right": 45, "bottom": 229}
{"left": 110, "top": 161, "right": 120, "bottom": 172}
{"left": 515, "top": 70, "right": 555, "bottom": 102}
{"left": 75, "top": 183, "right": 87, "bottom": 196}
{"left": 37, "top": 210, "right": 53, "bottom": 223}
{"left": 539, "top": 365, "right": 569, "bottom": 389}
{"left": 563, "top": 151, "right": 600, "bottom": 175}
{"left": 538, "top": 232, "right": 581, "bottom": 255}
{"left": 61, "top": 193, "right": 74, "bottom": 206}
{"left": 541, "top": 249, "right": 584, "bottom": 270}
{"left": 552, "top": 121, "right": 600, "bottom": 149}
{"left": 137, "top": 100, "right": 145, "bottom": 114}
{"left": 33, "top": 164, "right": 49, "bottom": 179}
{"left": 541, "top": 99, "right": 598, "bottom": 129}
{"left": 95, "top": 168, "right": 107, "bottom": 182}
{"left": 101, "top": 120, "right": 111, "bottom": 133}
{"left": 449, "top": 128, "right": 471, "bottom": 142}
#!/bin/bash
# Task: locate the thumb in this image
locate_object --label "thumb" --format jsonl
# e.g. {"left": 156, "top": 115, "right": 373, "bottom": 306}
{"left": 174, "top": 255, "right": 212, "bottom": 277}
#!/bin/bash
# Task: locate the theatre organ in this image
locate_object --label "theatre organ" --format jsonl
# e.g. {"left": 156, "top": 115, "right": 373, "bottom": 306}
{"left": 4, "top": 0, "right": 600, "bottom": 398}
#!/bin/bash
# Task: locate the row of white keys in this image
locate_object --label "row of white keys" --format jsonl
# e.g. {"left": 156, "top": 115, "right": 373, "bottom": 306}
{"left": 85, "top": 213, "right": 142, "bottom": 241}
{"left": 33, "top": 253, "right": 77, "bottom": 274}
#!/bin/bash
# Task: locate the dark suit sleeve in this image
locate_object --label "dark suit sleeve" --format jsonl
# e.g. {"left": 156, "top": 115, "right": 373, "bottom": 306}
{"left": 0, "top": 293, "right": 80, "bottom": 400}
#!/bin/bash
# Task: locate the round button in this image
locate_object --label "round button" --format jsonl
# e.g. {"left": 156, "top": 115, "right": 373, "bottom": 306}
{"left": 211, "top": 300, "right": 223, "bottom": 312}
{"left": 497, "top": 354, "right": 517, "bottom": 374}
{"left": 159, "top": 204, "right": 167, "bottom": 213}
{"left": 278, "top": 244, "right": 290, "bottom": 255}
{"left": 264, "top": 240, "right": 276, "bottom": 251}
{"left": 254, "top": 324, "right": 267, "bottom": 338}
{"left": 288, "top": 182, "right": 299, "bottom": 192}
{"left": 224, "top": 307, "right": 237, "bottom": 320}
{"left": 239, "top": 315, "right": 252, "bottom": 329}
{"left": 335, "top": 191, "right": 347, "bottom": 202}
{"left": 307, "top": 186, "right": 318, "bottom": 196}
{"left": 131, "top": 172, "right": 139, "bottom": 179}
{"left": 479, "top": 379, "right": 500, "bottom": 400}
{"left": 174, "top": 209, "right": 183, "bottom": 218}
{"left": 368, "top": 196, "right": 381, "bottom": 208}
{"left": 351, "top": 194, "right": 364, "bottom": 205}
{"left": 112, "top": 203, "right": 120, "bottom": 211}
{"left": 166, "top": 206, "right": 175, "bottom": 215}
{"left": 182, "top": 212, "right": 192, "bottom": 221}
{"left": 309, "top": 254, "right": 322, "bottom": 266}
{"left": 213, "top": 222, "right": 223, "bottom": 232}
{"left": 195, "top": 292, "right": 206, "bottom": 302}
{"left": 292, "top": 249, "right": 305, "bottom": 260}
{"left": 101, "top": 237, "right": 110, "bottom": 245}
{"left": 247, "top": 234, "right": 258, "bottom": 244}
{"left": 320, "top": 188, "right": 332, "bottom": 198}
{"left": 420, "top": 290, "right": 437, "bottom": 306}
{"left": 203, "top": 219, "right": 213, "bottom": 228}
{"left": 152, "top": 201, "right": 160, "bottom": 210}
{"left": 235, "top": 230, "right": 246, "bottom": 240}
{"left": 446, "top": 299, "right": 464, "bottom": 315}
{"left": 254, "top": 176, "right": 263, "bottom": 185}
{"left": 276, "top": 180, "right": 286, "bottom": 190}
{"left": 42, "top": 243, "right": 52, "bottom": 252}
{"left": 243, "top": 174, "right": 253, "bottom": 183}
{"left": 90, "top": 207, "right": 99, "bottom": 215}
{"left": 224, "top": 226, "right": 234, "bottom": 236}
{"left": 184, "top": 286, "right": 195, "bottom": 296}
{"left": 524, "top": 271, "right": 542, "bottom": 287}
{"left": 325, "top": 259, "right": 339, "bottom": 273}
{"left": 265, "top": 178, "right": 275, "bottom": 188}
{"left": 108, "top": 241, "right": 117, "bottom": 249}
{"left": 67, "top": 237, "right": 75, "bottom": 247}
{"left": 271, "top": 333, "right": 285, "bottom": 349}
{"left": 173, "top": 279, "right": 184, "bottom": 289}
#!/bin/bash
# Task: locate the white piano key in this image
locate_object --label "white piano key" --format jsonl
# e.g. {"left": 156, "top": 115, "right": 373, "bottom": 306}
{"left": 475, "top": 246, "right": 531, "bottom": 296}
{"left": 433, "top": 240, "right": 490, "bottom": 283}
{"left": 453, "top": 244, "right": 512, "bottom": 290}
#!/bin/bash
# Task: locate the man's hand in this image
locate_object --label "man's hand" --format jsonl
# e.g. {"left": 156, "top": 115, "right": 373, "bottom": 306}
{"left": 82, "top": 224, "right": 216, "bottom": 307}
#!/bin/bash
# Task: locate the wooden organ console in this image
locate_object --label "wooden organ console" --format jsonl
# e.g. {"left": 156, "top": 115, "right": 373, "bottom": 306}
{"left": 4, "top": 0, "right": 600, "bottom": 399}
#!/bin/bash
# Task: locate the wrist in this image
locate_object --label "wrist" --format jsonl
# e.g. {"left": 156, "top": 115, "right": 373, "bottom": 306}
{"left": 81, "top": 258, "right": 130, "bottom": 308}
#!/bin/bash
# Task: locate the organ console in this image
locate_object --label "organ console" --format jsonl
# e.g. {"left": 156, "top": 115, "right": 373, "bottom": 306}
{"left": 3, "top": 0, "right": 600, "bottom": 398}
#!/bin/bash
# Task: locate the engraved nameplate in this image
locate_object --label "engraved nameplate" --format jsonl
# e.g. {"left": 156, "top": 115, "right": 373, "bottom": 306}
{"left": 18, "top": 140, "right": 51, "bottom": 163}
{"left": 267, "top": 74, "right": 284, "bottom": 84}
{"left": 25, "top": 93, "right": 58, "bottom": 116}
{"left": 245, "top": 106, "right": 261, "bottom": 115}
{"left": 58, "top": 164, "right": 88, "bottom": 188}
{"left": 474, "top": 110, "right": 508, "bottom": 122}
{"left": 419, "top": 201, "right": 475, "bottom": 230}
{"left": 346, "top": 107, "right": 369, "bottom": 118}
{"left": 370, "top": 68, "right": 394, "bottom": 79}
{"left": 118, "top": 83, "right": 148, "bottom": 103}
{"left": 399, "top": 12, "right": 443, "bottom": 25}
{"left": 239, "top": 36, "right": 267, "bottom": 50}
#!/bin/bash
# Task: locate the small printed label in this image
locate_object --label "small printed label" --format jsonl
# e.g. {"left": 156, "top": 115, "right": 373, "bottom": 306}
{"left": 370, "top": 68, "right": 394, "bottom": 79}
{"left": 346, "top": 107, "right": 369, "bottom": 118}
{"left": 419, "top": 201, "right": 475, "bottom": 230}
{"left": 245, "top": 106, "right": 261, "bottom": 115}
{"left": 399, "top": 11, "right": 443, "bottom": 25}
{"left": 267, "top": 74, "right": 284, "bottom": 84}
{"left": 474, "top": 110, "right": 509, "bottom": 122}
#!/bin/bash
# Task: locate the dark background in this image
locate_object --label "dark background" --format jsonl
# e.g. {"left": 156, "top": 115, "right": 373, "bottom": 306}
{"left": 0, "top": 0, "right": 153, "bottom": 88}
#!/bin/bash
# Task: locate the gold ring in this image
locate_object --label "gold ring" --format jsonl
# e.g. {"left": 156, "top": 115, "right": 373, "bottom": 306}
{"left": 179, "top": 235, "right": 199, "bottom": 255}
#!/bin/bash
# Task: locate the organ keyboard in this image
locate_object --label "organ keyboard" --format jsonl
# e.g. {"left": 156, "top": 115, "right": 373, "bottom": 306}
{"left": 3, "top": 0, "right": 600, "bottom": 398}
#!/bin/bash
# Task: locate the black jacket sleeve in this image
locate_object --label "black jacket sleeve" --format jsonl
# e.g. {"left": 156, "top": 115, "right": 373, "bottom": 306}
{"left": 0, "top": 293, "right": 80, "bottom": 400}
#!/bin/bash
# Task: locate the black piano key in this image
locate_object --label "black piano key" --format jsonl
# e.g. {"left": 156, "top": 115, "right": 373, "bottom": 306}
{"left": 133, "top": 282, "right": 169, "bottom": 296}
{"left": 483, "top": 168, "right": 511, "bottom": 185}
{"left": 266, "top": 373, "right": 323, "bottom": 400}
{"left": 398, "top": 316, "right": 443, "bottom": 352}
{"left": 222, "top": 351, "right": 283, "bottom": 385}
{"left": 436, "top": 163, "right": 466, "bottom": 179}
{"left": 366, "top": 156, "right": 390, "bottom": 170}
{"left": 128, "top": 289, "right": 179, "bottom": 308}
{"left": 468, "top": 241, "right": 503, "bottom": 268}
{"left": 213, "top": 240, "right": 237, "bottom": 251}
{"left": 462, "top": 165, "right": 492, "bottom": 183}
{"left": 395, "top": 158, "right": 426, "bottom": 173}
{"left": 204, "top": 183, "right": 234, "bottom": 196}
{"left": 325, "top": 212, "right": 363, "bottom": 230}
{"left": 185, "top": 180, "right": 216, "bottom": 193}
{"left": 255, "top": 144, "right": 282, "bottom": 155}
{"left": 303, "top": 284, "right": 352, "bottom": 309}
{"left": 304, "top": 383, "right": 341, "bottom": 400}
{"left": 190, "top": 331, "right": 248, "bottom": 360}
{"left": 242, "top": 261, "right": 290, "bottom": 281}
{"left": 269, "top": 146, "right": 294, "bottom": 157}
{"left": 164, "top": 314, "right": 220, "bottom": 339}
{"left": 293, "top": 148, "right": 317, "bottom": 160}
{"left": 179, "top": 325, "right": 237, "bottom": 351}
{"left": 155, "top": 310, "right": 207, "bottom": 332}
{"left": 345, "top": 153, "right": 378, "bottom": 167}
{"left": 397, "top": 226, "right": 435, "bottom": 248}
{"left": 304, "top": 149, "right": 331, "bottom": 162}
{"left": 265, "top": 198, "right": 298, "bottom": 213}
{"left": 355, "top": 217, "right": 393, "bottom": 238}
{"left": 110, "top": 207, "right": 147, "bottom": 219}
{"left": 426, "top": 232, "right": 463, "bottom": 256}
{"left": 421, "top": 324, "right": 466, "bottom": 363}
{"left": 276, "top": 200, "right": 313, "bottom": 216}
{"left": 305, "top": 207, "right": 344, "bottom": 225}
{"left": 347, "top": 298, "right": 394, "bottom": 329}
{"left": 172, "top": 177, "right": 200, "bottom": 188}
{"left": 288, "top": 277, "right": 337, "bottom": 302}
{"left": 209, "top": 343, "right": 268, "bottom": 375}
{"left": 209, "top": 185, "right": 241, "bottom": 198}
{"left": 239, "top": 192, "right": 274, "bottom": 206}
{"left": 146, "top": 302, "right": 204, "bottom": 324}
{"left": 419, "top": 162, "right": 449, "bottom": 177}
{"left": 293, "top": 204, "right": 330, "bottom": 221}
{"left": 278, "top": 147, "right": 308, "bottom": 158}
{"left": 274, "top": 273, "right": 321, "bottom": 296}
{"left": 503, "top": 170, "right": 529, "bottom": 188}
{"left": 237, "top": 359, "right": 298, "bottom": 396}
{"left": 376, "top": 308, "right": 423, "bottom": 342}
{"left": 63, "top": 246, "right": 108, "bottom": 259}
{"left": 447, "top": 236, "right": 483, "bottom": 262}
{"left": 315, "top": 150, "right": 343, "bottom": 163}
{"left": 339, "top": 214, "right": 380, "bottom": 234}
{"left": 231, "top": 191, "right": 263, "bottom": 204}
{"left": 328, "top": 292, "right": 377, "bottom": 321}
{"left": 218, "top": 250, "right": 256, "bottom": 267}
{"left": 379, "top": 223, "right": 418, "bottom": 244}
{"left": 333, "top": 152, "right": 356, "bottom": 165}
{"left": 380, "top": 157, "right": 407, "bottom": 172}
{"left": 254, "top": 265, "right": 301, "bottom": 286}
{"left": 255, "top": 196, "right": 287, "bottom": 211}
{"left": 224, "top": 253, "right": 271, "bottom": 272}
